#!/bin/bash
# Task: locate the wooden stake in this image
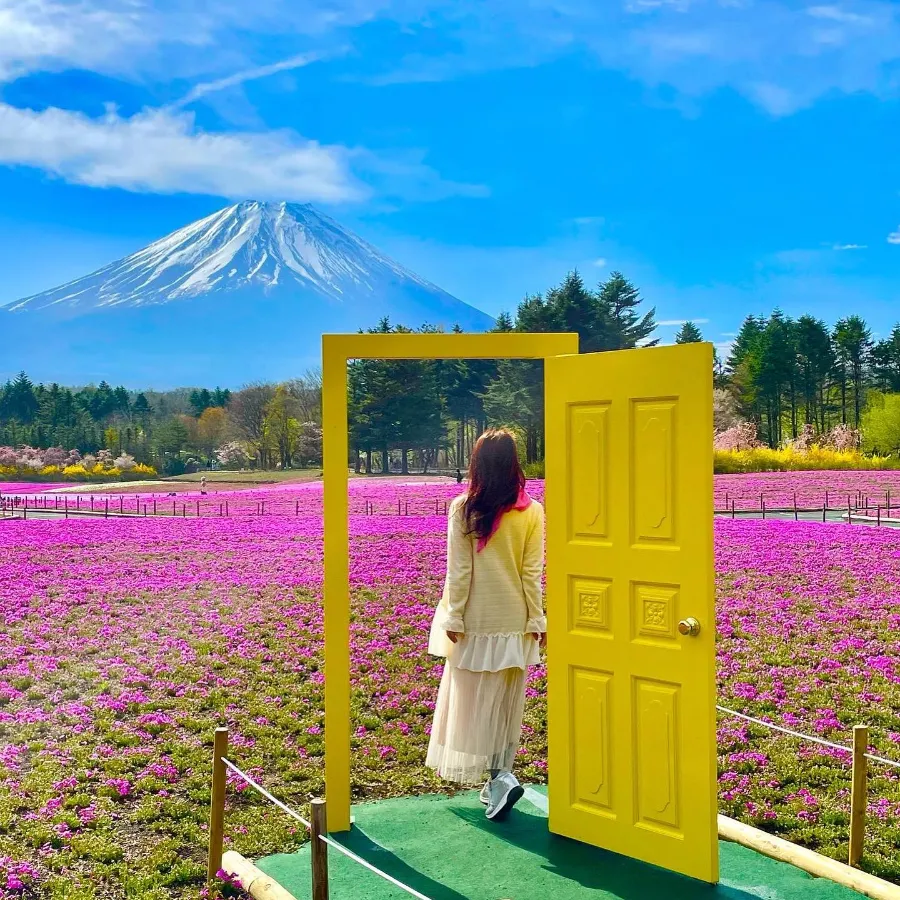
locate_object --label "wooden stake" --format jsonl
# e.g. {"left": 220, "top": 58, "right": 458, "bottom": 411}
{"left": 207, "top": 727, "right": 229, "bottom": 882}
{"left": 849, "top": 724, "right": 868, "bottom": 868}
{"left": 310, "top": 798, "right": 329, "bottom": 900}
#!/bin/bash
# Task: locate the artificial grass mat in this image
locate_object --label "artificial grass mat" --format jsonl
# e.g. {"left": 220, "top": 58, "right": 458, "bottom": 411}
{"left": 257, "top": 786, "right": 866, "bottom": 899}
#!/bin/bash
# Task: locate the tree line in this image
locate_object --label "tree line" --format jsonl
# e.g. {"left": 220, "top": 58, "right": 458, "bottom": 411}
{"left": 348, "top": 271, "right": 656, "bottom": 471}
{"left": 724, "top": 313, "right": 900, "bottom": 448}
{"left": 0, "top": 371, "right": 321, "bottom": 474}
{"left": 6, "top": 268, "right": 898, "bottom": 471}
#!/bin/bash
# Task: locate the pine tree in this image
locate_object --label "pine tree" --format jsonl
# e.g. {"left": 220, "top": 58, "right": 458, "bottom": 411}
{"left": 5, "top": 372, "right": 38, "bottom": 423}
{"left": 871, "top": 324, "right": 900, "bottom": 392}
{"left": 594, "top": 272, "right": 658, "bottom": 350}
{"left": 833, "top": 316, "right": 872, "bottom": 427}
{"left": 675, "top": 321, "right": 703, "bottom": 343}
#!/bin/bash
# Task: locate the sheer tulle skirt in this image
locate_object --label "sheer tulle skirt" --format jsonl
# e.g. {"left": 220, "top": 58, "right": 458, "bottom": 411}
{"left": 425, "top": 663, "right": 527, "bottom": 785}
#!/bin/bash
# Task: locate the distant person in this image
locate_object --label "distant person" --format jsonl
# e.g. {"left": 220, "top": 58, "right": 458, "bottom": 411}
{"left": 456, "top": 468, "right": 463, "bottom": 484}
{"left": 426, "top": 429, "right": 545, "bottom": 821}
{"left": 200, "top": 476, "right": 208, "bottom": 496}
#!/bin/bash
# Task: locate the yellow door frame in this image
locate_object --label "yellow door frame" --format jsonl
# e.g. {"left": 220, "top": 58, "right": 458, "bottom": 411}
{"left": 322, "top": 331, "right": 579, "bottom": 832}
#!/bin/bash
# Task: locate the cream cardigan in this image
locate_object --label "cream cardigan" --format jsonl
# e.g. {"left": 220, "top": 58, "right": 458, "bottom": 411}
{"left": 427, "top": 494, "right": 546, "bottom": 671}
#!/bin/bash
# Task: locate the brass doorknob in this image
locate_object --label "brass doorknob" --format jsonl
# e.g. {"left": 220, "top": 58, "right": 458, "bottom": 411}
{"left": 678, "top": 617, "right": 701, "bottom": 637}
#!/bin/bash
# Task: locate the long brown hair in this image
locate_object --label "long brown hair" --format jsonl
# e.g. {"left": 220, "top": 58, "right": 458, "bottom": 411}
{"left": 462, "top": 429, "right": 525, "bottom": 540}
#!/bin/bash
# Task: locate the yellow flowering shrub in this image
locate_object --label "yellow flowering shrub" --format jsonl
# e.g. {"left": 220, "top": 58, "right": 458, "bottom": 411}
{"left": 714, "top": 446, "right": 900, "bottom": 474}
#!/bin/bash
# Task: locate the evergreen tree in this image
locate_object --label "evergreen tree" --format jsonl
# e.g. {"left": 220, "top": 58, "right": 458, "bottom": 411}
{"left": 833, "top": 316, "right": 872, "bottom": 427}
{"left": 871, "top": 324, "right": 900, "bottom": 392}
{"left": 794, "top": 315, "right": 834, "bottom": 431}
{"left": 675, "top": 321, "right": 703, "bottom": 343}
{"left": 594, "top": 272, "right": 657, "bottom": 350}
{"left": 4, "top": 372, "right": 38, "bottom": 423}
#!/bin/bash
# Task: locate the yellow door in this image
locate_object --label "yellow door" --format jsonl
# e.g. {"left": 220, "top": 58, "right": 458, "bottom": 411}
{"left": 545, "top": 342, "right": 718, "bottom": 883}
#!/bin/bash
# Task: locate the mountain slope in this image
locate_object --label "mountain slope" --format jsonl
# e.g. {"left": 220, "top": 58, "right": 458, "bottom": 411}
{"left": 1, "top": 201, "right": 493, "bottom": 386}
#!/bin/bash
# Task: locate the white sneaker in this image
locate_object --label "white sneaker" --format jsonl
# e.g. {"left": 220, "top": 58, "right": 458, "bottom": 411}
{"left": 485, "top": 772, "right": 524, "bottom": 821}
{"left": 479, "top": 779, "right": 492, "bottom": 805}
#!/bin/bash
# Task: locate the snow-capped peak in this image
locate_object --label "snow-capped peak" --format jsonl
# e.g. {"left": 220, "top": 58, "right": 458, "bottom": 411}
{"left": 4, "top": 200, "right": 438, "bottom": 313}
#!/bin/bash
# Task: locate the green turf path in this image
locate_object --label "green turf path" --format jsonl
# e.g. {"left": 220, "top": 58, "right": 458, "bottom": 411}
{"left": 257, "top": 786, "right": 865, "bottom": 900}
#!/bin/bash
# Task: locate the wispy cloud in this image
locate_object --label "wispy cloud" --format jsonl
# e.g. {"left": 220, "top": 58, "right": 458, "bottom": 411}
{"left": 888, "top": 228, "right": 900, "bottom": 244}
{"left": 807, "top": 5, "right": 872, "bottom": 25}
{"left": 657, "top": 317, "right": 710, "bottom": 326}
{"left": 833, "top": 242, "right": 868, "bottom": 250}
{"left": 573, "top": 216, "right": 605, "bottom": 226}
{"left": 592, "top": 257, "right": 607, "bottom": 267}
{"left": 0, "top": 101, "right": 484, "bottom": 204}
{"left": 171, "top": 50, "right": 342, "bottom": 108}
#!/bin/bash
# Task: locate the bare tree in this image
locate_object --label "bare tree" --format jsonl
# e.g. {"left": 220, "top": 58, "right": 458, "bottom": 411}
{"left": 227, "top": 383, "right": 275, "bottom": 465}
{"left": 285, "top": 368, "right": 322, "bottom": 425}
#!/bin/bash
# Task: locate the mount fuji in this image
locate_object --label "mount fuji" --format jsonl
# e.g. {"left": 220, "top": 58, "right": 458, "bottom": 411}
{"left": 1, "top": 201, "right": 494, "bottom": 387}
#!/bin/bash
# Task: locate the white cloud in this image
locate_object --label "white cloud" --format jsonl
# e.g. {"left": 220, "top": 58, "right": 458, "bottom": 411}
{"left": 171, "top": 51, "right": 340, "bottom": 108}
{"left": 0, "top": 0, "right": 210, "bottom": 84}
{"left": 888, "top": 228, "right": 900, "bottom": 244}
{"left": 833, "top": 243, "right": 867, "bottom": 250}
{"left": 807, "top": 5, "right": 872, "bottom": 25}
{"left": 657, "top": 317, "right": 709, "bottom": 326}
{"left": 0, "top": 102, "right": 360, "bottom": 201}
{"left": 592, "top": 257, "right": 607, "bottom": 266}
{"left": 0, "top": 101, "right": 485, "bottom": 203}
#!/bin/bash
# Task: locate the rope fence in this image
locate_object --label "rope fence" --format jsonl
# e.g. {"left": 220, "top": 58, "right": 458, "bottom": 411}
{"left": 208, "top": 727, "right": 434, "bottom": 900}
{"left": 0, "top": 492, "right": 453, "bottom": 520}
{"left": 714, "top": 488, "right": 900, "bottom": 526}
{"left": 4, "top": 487, "right": 900, "bottom": 525}
{"left": 717, "top": 705, "right": 900, "bottom": 867}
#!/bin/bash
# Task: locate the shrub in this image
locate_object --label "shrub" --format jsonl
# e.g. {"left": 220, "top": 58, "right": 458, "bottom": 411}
{"left": 0, "top": 446, "right": 157, "bottom": 482}
{"left": 714, "top": 446, "right": 900, "bottom": 474}
{"left": 523, "top": 461, "right": 545, "bottom": 479}
{"left": 714, "top": 422, "right": 761, "bottom": 452}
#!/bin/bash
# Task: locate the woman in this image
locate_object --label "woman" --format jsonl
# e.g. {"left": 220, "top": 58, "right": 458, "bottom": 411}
{"left": 426, "top": 429, "right": 545, "bottom": 821}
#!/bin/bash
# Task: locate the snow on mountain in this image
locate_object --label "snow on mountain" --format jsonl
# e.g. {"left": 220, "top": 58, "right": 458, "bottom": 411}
{"left": 5, "top": 201, "right": 451, "bottom": 313}
{"left": 0, "top": 201, "right": 494, "bottom": 386}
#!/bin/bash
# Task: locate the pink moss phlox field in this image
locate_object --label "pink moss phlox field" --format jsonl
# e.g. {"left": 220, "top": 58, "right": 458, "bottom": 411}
{"left": 716, "top": 470, "right": 900, "bottom": 511}
{"left": 1, "top": 476, "right": 900, "bottom": 896}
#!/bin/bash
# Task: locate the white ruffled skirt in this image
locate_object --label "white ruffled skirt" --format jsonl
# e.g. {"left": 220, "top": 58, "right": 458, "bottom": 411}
{"left": 426, "top": 633, "right": 539, "bottom": 785}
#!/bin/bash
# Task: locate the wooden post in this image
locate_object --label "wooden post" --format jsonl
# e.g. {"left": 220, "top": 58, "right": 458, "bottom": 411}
{"left": 310, "top": 798, "right": 329, "bottom": 900}
{"left": 207, "top": 727, "right": 229, "bottom": 882}
{"left": 762, "top": 499, "right": 766, "bottom": 520}
{"left": 849, "top": 725, "right": 868, "bottom": 868}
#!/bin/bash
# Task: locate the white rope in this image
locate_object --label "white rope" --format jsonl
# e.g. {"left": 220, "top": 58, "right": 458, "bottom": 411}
{"left": 318, "top": 835, "right": 433, "bottom": 900}
{"left": 717, "top": 706, "right": 900, "bottom": 769}
{"left": 221, "top": 757, "right": 435, "bottom": 899}
{"left": 221, "top": 758, "right": 311, "bottom": 829}
{"left": 862, "top": 752, "right": 900, "bottom": 770}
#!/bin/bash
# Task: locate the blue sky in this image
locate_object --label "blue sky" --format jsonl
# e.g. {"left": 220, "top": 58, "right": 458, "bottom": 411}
{"left": 1, "top": 0, "right": 899, "bottom": 353}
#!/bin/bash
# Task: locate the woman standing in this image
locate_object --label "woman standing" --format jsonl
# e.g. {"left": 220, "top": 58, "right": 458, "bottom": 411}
{"left": 426, "top": 429, "right": 545, "bottom": 821}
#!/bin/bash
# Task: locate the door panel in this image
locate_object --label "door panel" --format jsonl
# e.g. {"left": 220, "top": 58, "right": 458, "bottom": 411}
{"left": 546, "top": 343, "right": 718, "bottom": 883}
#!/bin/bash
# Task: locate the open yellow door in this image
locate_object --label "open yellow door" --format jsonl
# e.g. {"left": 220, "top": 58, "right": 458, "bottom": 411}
{"left": 545, "top": 342, "right": 718, "bottom": 883}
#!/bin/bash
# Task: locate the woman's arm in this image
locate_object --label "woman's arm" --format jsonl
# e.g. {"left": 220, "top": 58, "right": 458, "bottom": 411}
{"left": 439, "top": 503, "right": 473, "bottom": 634}
{"left": 522, "top": 504, "right": 546, "bottom": 634}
